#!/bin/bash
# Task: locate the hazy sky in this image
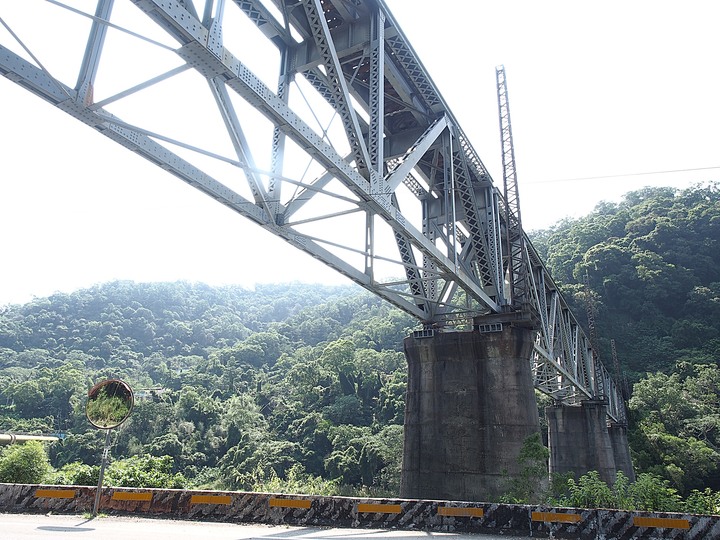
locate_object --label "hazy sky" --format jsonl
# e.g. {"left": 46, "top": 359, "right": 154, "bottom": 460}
{"left": 1, "top": 0, "right": 719, "bottom": 306}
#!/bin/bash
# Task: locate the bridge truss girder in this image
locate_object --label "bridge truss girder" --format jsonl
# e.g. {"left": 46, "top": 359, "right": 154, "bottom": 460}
{"left": 0, "top": 0, "right": 624, "bottom": 420}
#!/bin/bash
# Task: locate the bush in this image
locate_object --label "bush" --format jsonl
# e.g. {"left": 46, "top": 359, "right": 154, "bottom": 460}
{"left": 501, "top": 432, "right": 550, "bottom": 504}
{"left": 563, "top": 470, "right": 616, "bottom": 509}
{"left": 629, "top": 473, "right": 683, "bottom": 512}
{"left": 557, "top": 471, "right": 689, "bottom": 512}
{"left": 251, "top": 463, "right": 340, "bottom": 495}
{"left": 105, "top": 454, "right": 186, "bottom": 488}
{"left": 684, "top": 488, "right": 720, "bottom": 515}
{"left": 48, "top": 462, "right": 98, "bottom": 486}
{"left": 0, "top": 441, "right": 51, "bottom": 484}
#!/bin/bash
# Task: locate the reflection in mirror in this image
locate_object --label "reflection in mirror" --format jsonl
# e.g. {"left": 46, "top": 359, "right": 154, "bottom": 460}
{"left": 86, "top": 379, "right": 134, "bottom": 429}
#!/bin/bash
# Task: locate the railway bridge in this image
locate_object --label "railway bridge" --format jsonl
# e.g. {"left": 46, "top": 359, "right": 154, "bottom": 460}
{"left": 0, "top": 0, "right": 632, "bottom": 501}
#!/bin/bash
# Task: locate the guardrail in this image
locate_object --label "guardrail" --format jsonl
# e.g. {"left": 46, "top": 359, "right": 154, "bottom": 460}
{"left": 0, "top": 483, "right": 718, "bottom": 539}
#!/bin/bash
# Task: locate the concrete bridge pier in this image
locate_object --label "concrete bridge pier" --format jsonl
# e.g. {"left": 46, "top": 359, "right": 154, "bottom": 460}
{"left": 546, "top": 400, "right": 618, "bottom": 484}
{"left": 609, "top": 422, "right": 635, "bottom": 481}
{"left": 400, "top": 322, "right": 540, "bottom": 502}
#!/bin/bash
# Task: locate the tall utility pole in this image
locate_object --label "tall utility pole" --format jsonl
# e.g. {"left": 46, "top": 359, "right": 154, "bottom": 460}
{"left": 496, "top": 65, "right": 528, "bottom": 312}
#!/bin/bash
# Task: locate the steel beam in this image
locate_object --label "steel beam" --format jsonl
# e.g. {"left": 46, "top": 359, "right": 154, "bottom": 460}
{"left": 0, "top": 0, "right": 624, "bottom": 418}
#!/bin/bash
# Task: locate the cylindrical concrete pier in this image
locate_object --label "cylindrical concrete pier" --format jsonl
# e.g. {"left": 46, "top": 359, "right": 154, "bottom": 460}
{"left": 401, "top": 325, "right": 540, "bottom": 502}
{"left": 546, "top": 400, "right": 617, "bottom": 484}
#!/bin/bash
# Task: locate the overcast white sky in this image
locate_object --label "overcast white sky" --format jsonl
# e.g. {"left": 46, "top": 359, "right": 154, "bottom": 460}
{"left": 1, "top": 0, "right": 719, "bottom": 306}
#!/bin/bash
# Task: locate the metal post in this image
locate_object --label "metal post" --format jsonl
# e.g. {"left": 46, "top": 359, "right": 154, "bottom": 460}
{"left": 92, "top": 429, "right": 112, "bottom": 516}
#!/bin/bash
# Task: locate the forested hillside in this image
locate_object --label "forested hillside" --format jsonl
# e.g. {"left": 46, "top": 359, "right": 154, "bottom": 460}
{"left": 0, "top": 184, "right": 718, "bottom": 508}
{"left": 0, "top": 281, "right": 416, "bottom": 494}
{"left": 533, "top": 183, "right": 720, "bottom": 495}
{"left": 533, "top": 183, "right": 720, "bottom": 378}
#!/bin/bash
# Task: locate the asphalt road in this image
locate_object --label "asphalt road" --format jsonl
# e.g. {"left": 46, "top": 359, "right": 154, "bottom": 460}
{"left": 0, "top": 513, "right": 530, "bottom": 540}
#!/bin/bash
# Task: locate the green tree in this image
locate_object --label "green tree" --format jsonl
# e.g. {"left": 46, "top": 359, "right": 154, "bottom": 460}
{"left": 684, "top": 488, "right": 720, "bottom": 515}
{"left": 51, "top": 430, "right": 105, "bottom": 467}
{"left": 105, "top": 454, "right": 186, "bottom": 488}
{"left": 0, "top": 441, "right": 50, "bottom": 483}
{"left": 562, "top": 470, "right": 615, "bottom": 509}
{"left": 48, "top": 462, "right": 98, "bottom": 486}
{"left": 536, "top": 183, "right": 720, "bottom": 377}
{"left": 628, "top": 473, "right": 683, "bottom": 512}
{"left": 629, "top": 365, "right": 720, "bottom": 494}
{"left": 502, "top": 432, "right": 549, "bottom": 504}
{"left": 556, "top": 471, "right": 688, "bottom": 512}
{"left": 7, "top": 380, "right": 44, "bottom": 418}
{"left": 250, "top": 463, "right": 340, "bottom": 495}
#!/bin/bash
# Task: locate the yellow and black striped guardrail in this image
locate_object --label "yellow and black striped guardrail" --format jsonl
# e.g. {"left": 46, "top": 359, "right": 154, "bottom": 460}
{"left": 0, "top": 484, "right": 714, "bottom": 539}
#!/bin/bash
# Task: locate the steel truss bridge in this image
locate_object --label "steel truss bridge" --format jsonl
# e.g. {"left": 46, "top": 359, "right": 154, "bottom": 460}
{"left": 0, "top": 0, "right": 624, "bottom": 421}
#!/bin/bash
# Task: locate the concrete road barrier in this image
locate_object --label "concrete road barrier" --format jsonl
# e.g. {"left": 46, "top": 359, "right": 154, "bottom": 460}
{"left": 0, "top": 483, "right": 718, "bottom": 539}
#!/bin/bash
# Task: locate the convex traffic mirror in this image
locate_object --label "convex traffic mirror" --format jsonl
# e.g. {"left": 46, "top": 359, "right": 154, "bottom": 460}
{"left": 86, "top": 379, "right": 134, "bottom": 429}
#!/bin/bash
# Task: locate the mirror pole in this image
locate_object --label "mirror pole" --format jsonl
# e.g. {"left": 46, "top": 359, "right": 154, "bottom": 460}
{"left": 93, "top": 429, "right": 112, "bottom": 516}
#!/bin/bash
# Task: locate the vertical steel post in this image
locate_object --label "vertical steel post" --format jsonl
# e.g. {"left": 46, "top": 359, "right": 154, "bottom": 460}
{"left": 92, "top": 429, "right": 112, "bottom": 516}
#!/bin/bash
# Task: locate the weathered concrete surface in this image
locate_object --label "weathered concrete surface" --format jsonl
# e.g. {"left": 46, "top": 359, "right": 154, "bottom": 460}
{"left": 1, "top": 484, "right": 719, "bottom": 538}
{"left": 401, "top": 326, "right": 540, "bottom": 502}
{"left": 547, "top": 401, "right": 618, "bottom": 485}
{"left": 609, "top": 422, "right": 636, "bottom": 481}
{"left": 0, "top": 484, "right": 529, "bottom": 536}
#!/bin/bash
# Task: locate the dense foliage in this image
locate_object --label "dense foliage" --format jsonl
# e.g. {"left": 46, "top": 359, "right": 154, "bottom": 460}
{"left": 532, "top": 183, "right": 720, "bottom": 497}
{"left": 0, "top": 184, "right": 718, "bottom": 509}
{"left": 0, "top": 441, "right": 50, "bottom": 484}
{"left": 533, "top": 183, "right": 720, "bottom": 379}
{"left": 0, "top": 282, "right": 415, "bottom": 495}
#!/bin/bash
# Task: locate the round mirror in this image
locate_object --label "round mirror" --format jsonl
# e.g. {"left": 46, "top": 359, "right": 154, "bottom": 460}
{"left": 86, "top": 379, "right": 134, "bottom": 429}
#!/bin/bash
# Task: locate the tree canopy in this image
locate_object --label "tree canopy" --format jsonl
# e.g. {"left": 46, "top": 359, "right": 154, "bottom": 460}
{"left": 533, "top": 183, "right": 720, "bottom": 497}
{"left": 0, "top": 183, "right": 718, "bottom": 507}
{"left": 533, "top": 183, "right": 720, "bottom": 378}
{"left": 0, "top": 281, "right": 414, "bottom": 495}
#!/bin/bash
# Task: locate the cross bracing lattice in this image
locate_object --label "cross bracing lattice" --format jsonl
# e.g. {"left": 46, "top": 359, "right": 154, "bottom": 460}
{"left": 0, "top": 0, "right": 625, "bottom": 420}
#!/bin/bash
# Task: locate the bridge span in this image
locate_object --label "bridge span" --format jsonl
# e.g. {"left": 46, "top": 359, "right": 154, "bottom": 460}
{"left": 0, "top": 0, "right": 631, "bottom": 500}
